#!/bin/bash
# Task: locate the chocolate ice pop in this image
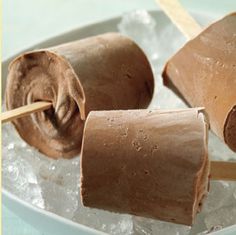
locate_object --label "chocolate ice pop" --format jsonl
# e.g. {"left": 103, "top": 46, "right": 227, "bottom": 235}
{"left": 81, "top": 108, "right": 210, "bottom": 225}
{"left": 158, "top": 1, "right": 236, "bottom": 152}
{"left": 5, "top": 33, "right": 154, "bottom": 158}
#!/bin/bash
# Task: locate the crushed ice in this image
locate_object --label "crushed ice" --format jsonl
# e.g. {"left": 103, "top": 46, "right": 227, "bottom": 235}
{"left": 2, "top": 10, "right": 236, "bottom": 235}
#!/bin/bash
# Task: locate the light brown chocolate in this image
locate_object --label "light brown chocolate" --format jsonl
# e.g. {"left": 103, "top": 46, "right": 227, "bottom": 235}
{"left": 6, "top": 33, "right": 154, "bottom": 158}
{"left": 163, "top": 13, "right": 236, "bottom": 152}
{"left": 81, "top": 108, "right": 210, "bottom": 225}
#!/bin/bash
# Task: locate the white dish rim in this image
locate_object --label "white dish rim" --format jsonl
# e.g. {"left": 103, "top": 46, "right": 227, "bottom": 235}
{"left": 2, "top": 9, "right": 236, "bottom": 235}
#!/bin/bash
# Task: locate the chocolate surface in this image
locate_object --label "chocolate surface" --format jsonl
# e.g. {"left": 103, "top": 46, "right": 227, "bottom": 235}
{"left": 81, "top": 109, "right": 209, "bottom": 225}
{"left": 6, "top": 33, "right": 154, "bottom": 158}
{"left": 163, "top": 13, "right": 236, "bottom": 152}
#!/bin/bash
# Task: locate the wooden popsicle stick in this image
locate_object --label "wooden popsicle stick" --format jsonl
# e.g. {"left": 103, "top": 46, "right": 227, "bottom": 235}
{"left": 211, "top": 161, "right": 236, "bottom": 181}
{"left": 1, "top": 101, "right": 52, "bottom": 124}
{"left": 156, "top": 0, "right": 202, "bottom": 39}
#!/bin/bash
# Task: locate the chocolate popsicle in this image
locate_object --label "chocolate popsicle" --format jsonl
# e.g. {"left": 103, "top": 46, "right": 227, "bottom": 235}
{"left": 6, "top": 33, "right": 154, "bottom": 158}
{"left": 162, "top": 13, "right": 236, "bottom": 152}
{"left": 81, "top": 108, "right": 210, "bottom": 225}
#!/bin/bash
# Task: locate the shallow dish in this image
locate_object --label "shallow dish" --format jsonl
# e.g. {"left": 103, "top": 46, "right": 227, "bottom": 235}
{"left": 2, "top": 10, "right": 236, "bottom": 235}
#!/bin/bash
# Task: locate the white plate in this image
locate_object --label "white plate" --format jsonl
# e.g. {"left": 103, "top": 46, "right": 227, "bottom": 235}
{"left": 2, "top": 10, "right": 236, "bottom": 235}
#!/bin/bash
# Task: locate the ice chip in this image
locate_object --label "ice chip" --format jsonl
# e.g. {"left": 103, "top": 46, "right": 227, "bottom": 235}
{"left": 208, "top": 132, "right": 236, "bottom": 161}
{"left": 151, "top": 221, "right": 190, "bottom": 235}
{"left": 7, "top": 143, "right": 15, "bottom": 150}
{"left": 202, "top": 181, "right": 236, "bottom": 214}
{"left": 2, "top": 149, "right": 44, "bottom": 208}
{"left": 73, "top": 194, "right": 133, "bottom": 234}
{"left": 41, "top": 180, "right": 78, "bottom": 219}
{"left": 118, "top": 10, "right": 159, "bottom": 61}
{"left": 204, "top": 206, "right": 236, "bottom": 230}
{"left": 133, "top": 216, "right": 190, "bottom": 235}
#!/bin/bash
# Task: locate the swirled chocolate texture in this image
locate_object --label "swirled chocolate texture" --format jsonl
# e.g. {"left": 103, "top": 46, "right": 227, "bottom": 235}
{"left": 6, "top": 33, "right": 154, "bottom": 158}
{"left": 81, "top": 109, "right": 209, "bottom": 225}
{"left": 163, "top": 13, "right": 236, "bottom": 152}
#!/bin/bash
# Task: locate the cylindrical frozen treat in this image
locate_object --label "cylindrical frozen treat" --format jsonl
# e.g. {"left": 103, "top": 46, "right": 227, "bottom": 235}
{"left": 6, "top": 33, "right": 154, "bottom": 158}
{"left": 162, "top": 13, "right": 236, "bottom": 152}
{"left": 81, "top": 108, "right": 210, "bottom": 225}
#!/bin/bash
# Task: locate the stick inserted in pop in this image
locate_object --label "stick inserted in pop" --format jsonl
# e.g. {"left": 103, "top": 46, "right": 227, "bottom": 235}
{"left": 156, "top": 0, "right": 236, "bottom": 152}
{"left": 156, "top": 0, "right": 201, "bottom": 39}
{"left": 1, "top": 101, "right": 52, "bottom": 124}
{"left": 210, "top": 161, "right": 236, "bottom": 181}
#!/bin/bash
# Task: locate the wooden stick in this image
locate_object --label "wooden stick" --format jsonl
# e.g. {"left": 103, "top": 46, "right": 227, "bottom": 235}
{"left": 156, "top": 0, "right": 202, "bottom": 39}
{"left": 211, "top": 161, "right": 236, "bottom": 181}
{"left": 1, "top": 101, "right": 52, "bottom": 124}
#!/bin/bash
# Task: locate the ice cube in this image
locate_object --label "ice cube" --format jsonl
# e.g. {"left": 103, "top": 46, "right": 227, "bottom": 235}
{"left": 118, "top": 10, "right": 159, "bottom": 62}
{"left": 132, "top": 216, "right": 152, "bottom": 234}
{"left": 204, "top": 206, "right": 236, "bottom": 230}
{"left": 2, "top": 148, "right": 44, "bottom": 208}
{"left": 73, "top": 195, "right": 133, "bottom": 234}
{"left": 40, "top": 180, "right": 78, "bottom": 219}
{"left": 209, "top": 132, "right": 236, "bottom": 161}
{"left": 38, "top": 157, "right": 80, "bottom": 192}
{"left": 7, "top": 143, "right": 15, "bottom": 150}
{"left": 197, "top": 226, "right": 223, "bottom": 235}
{"left": 133, "top": 216, "right": 190, "bottom": 235}
{"left": 202, "top": 181, "right": 236, "bottom": 214}
{"left": 151, "top": 220, "right": 190, "bottom": 235}
{"left": 234, "top": 188, "right": 236, "bottom": 200}
{"left": 118, "top": 11, "right": 187, "bottom": 110}
{"left": 149, "top": 84, "right": 187, "bottom": 110}
{"left": 189, "top": 213, "right": 207, "bottom": 235}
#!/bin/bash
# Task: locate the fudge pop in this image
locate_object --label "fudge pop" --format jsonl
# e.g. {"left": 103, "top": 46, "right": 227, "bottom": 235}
{"left": 6, "top": 33, "right": 154, "bottom": 158}
{"left": 162, "top": 13, "right": 236, "bottom": 152}
{"left": 81, "top": 108, "right": 210, "bottom": 225}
